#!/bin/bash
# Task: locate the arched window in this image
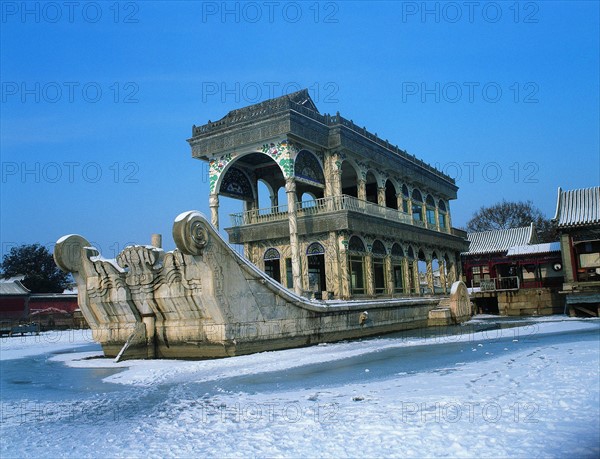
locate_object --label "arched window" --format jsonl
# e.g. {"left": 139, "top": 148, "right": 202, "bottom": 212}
{"left": 365, "top": 171, "right": 378, "bottom": 204}
{"left": 348, "top": 236, "right": 366, "bottom": 253}
{"left": 391, "top": 243, "right": 404, "bottom": 294}
{"left": 307, "top": 242, "right": 325, "bottom": 255}
{"left": 306, "top": 242, "right": 326, "bottom": 293}
{"left": 348, "top": 236, "right": 366, "bottom": 295}
{"left": 402, "top": 185, "right": 410, "bottom": 213}
{"left": 438, "top": 200, "right": 447, "bottom": 229}
{"left": 300, "top": 192, "right": 317, "bottom": 209}
{"left": 411, "top": 189, "right": 423, "bottom": 222}
{"left": 426, "top": 195, "right": 436, "bottom": 227}
{"left": 391, "top": 243, "right": 404, "bottom": 257}
{"left": 372, "top": 240, "right": 387, "bottom": 294}
{"left": 294, "top": 150, "right": 324, "bottom": 186}
{"left": 263, "top": 248, "right": 281, "bottom": 283}
{"left": 341, "top": 162, "right": 359, "bottom": 197}
{"left": 385, "top": 180, "right": 398, "bottom": 209}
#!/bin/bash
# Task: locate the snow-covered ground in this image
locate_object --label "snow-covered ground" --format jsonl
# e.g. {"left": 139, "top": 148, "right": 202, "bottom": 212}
{"left": 1, "top": 316, "right": 599, "bottom": 458}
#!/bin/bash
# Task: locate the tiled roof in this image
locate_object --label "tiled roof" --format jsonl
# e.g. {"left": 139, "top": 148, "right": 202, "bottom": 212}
{"left": 463, "top": 224, "right": 537, "bottom": 255}
{"left": 553, "top": 186, "right": 600, "bottom": 228}
{"left": 506, "top": 242, "right": 561, "bottom": 257}
{"left": 0, "top": 279, "right": 30, "bottom": 295}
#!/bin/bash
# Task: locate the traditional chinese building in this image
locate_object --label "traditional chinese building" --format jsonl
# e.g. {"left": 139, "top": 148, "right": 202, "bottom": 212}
{"left": 462, "top": 225, "right": 564, "bottom": 315}
{"left": 554, "top": 186, "right": 600, "bottom": 316}
{"left": 188, "top": 90, "right": 468, "bottom": 300}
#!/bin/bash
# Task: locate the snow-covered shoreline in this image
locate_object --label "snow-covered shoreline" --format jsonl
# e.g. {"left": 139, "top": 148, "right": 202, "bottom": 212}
{"left": 1, "top": 316, "right": 598, "bottom": 458}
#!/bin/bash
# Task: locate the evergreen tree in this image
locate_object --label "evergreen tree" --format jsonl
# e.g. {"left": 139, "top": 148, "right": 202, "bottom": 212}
{"left": 1, "top": 244, "right": 71, "bottom": 293}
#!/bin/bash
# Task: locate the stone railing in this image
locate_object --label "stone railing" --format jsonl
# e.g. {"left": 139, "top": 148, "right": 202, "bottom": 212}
{"left": 230, "top": 195, "right": 453, "bottom": 233}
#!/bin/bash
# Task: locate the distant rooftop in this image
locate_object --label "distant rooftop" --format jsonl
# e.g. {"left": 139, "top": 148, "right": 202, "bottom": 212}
{"left": 0, "top": 278, "right": 30, "bottom": 295}
{"left": 553, "top": 186, "right": 600, "bottom": 228}
{"left": 506, "top": 242, "right": 561, "bottom": 257}
{"left": 464, "top": 224, "right": 538, "bottom": 255}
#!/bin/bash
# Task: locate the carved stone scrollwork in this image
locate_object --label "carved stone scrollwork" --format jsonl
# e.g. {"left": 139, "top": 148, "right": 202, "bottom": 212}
{"left": 54, "top": 234, "right": 92, "bottom": 273}
{"left": 116, "top": 245, "right": 164, "bottom": 286}
{"left": 173, "top": 211, "right": 210, "bottom": 256}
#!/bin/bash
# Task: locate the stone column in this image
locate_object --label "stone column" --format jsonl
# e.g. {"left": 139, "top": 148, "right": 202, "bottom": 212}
{"left": 407, "top": 198, "right": 413, "bottom": 220}
{"left": 328, "top": 231, "right": 340, "bottom": 298}
{"left": 330, "top": 169, "right": 342, "bottom": 211}
{"left": 339, "top": 248, "right": 352, "bottom": 299}
{"left": 448, "top": 262, "right": 456, "bottom": 286}
{"left": 446, "top": 201, "right": 453, "bottom": 231}
{"left": 396, "top": 193, "right": 403, "bottom": 212}
{"left": 324, "top": 154, "right": 338, "bottom": 199}
{"left": 209, "top": 194, "right": 219, "bottom": 229}
{"left": 403, "top": 257, "right": 411, "bottom": 295}
{"left": 426, "top": 257, "right": 434, "bottom": 294}
{"left": 286, "top": 178, "right": 303, "bottom": 295}
{"left": 365, "top": 253, "right": 374, "bottom": 296}
{"left": 357, "top": 179, "right": 367, "bottom": 201}
{"left": 385, "top": 256, "right": 394, "bottom": 295}
{"left": 414, "top": 261, "right": 421, "bottom": 295}
{"left": 560, "top": 233, "right": 576, "bottom": 283}
{"left": 151, "top": 234, "right": 162, "bottom": 248}
{"left": 454, "top": 254, "right": 462, "bottom": 280}
{"left": 434, "top": 205, "right": 440, "bottom": 231}
{"left": 439, "top": 258, "right": 447, "bottom": 294}
{"left": 377, "top": 187, "right": 386, "bottom": 207}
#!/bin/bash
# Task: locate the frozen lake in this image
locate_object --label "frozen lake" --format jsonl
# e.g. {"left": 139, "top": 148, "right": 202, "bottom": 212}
{"left": 1, "top": 316, "right": 599, "bottom": 458}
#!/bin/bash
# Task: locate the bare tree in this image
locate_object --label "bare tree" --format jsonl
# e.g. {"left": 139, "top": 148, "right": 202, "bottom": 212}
{"left": 466, "top": 200, "right": 558, "bottom": 242}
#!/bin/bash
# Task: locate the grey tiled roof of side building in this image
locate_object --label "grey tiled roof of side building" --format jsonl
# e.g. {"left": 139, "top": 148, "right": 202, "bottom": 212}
{"left": 553, "top": 186, "right": 600, "bottom": 228}
{"left": 463, "top": 224, "right": 538, "bottom": 255}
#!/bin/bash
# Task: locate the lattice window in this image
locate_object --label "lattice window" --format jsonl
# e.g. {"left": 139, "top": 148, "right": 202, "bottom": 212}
{"left": 391, "top": 243, "right": 404, "bottom": 258}
{"left": 263, "top": 248, "right": 280, "bottom": 260}
{"left": 294, "top": 150, "right": 324, "bottom": 185}
{"left": 348, "top": 236, "right": 366, "bottom": 253}
{"left": 306, "top": 242, "right": 325, "bottom": 255}
{"left": 372, "top": 240, "right": 387, "bottom": 256}
{"left": 219, "top": 167, "right": 253, "bottom": 200}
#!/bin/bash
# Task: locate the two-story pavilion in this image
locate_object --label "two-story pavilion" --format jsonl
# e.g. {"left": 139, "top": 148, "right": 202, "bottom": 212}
{"left": 187, "top": 90, "right": 468, "bottom": 299}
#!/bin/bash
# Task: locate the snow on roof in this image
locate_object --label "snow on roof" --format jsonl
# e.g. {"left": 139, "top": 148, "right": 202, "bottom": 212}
{"left": 506, "top": 242, "right": 561, "bottom": 257}
{"left": 553, "top": 186, "right": 600, "bottom": 228}
{"left": 0, "top": 279, "right": 30, "bottom": 295}
{"left": 463, "top": 223, "right": 537, "bottom": 255}
{"left": 29, "top": 307, "right": 70, "bottom": 315}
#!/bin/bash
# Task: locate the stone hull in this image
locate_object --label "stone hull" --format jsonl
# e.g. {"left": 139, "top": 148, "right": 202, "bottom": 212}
{"left": 54, "top": 211, "right": 471, "bottom": 360}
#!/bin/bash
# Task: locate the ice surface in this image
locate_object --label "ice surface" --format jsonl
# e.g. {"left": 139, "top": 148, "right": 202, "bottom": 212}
{"left": 1, "top": 316, "right": 598, "bottom": 458}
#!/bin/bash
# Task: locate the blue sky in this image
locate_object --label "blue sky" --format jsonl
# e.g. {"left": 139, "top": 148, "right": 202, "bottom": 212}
{"left": 1, "top": 1, "right": 598, "bottom": 259}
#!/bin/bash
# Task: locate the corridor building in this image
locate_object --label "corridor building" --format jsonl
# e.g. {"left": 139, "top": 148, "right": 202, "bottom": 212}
{"left": 188, "top": 90, "right": 469, "bottom": 299}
